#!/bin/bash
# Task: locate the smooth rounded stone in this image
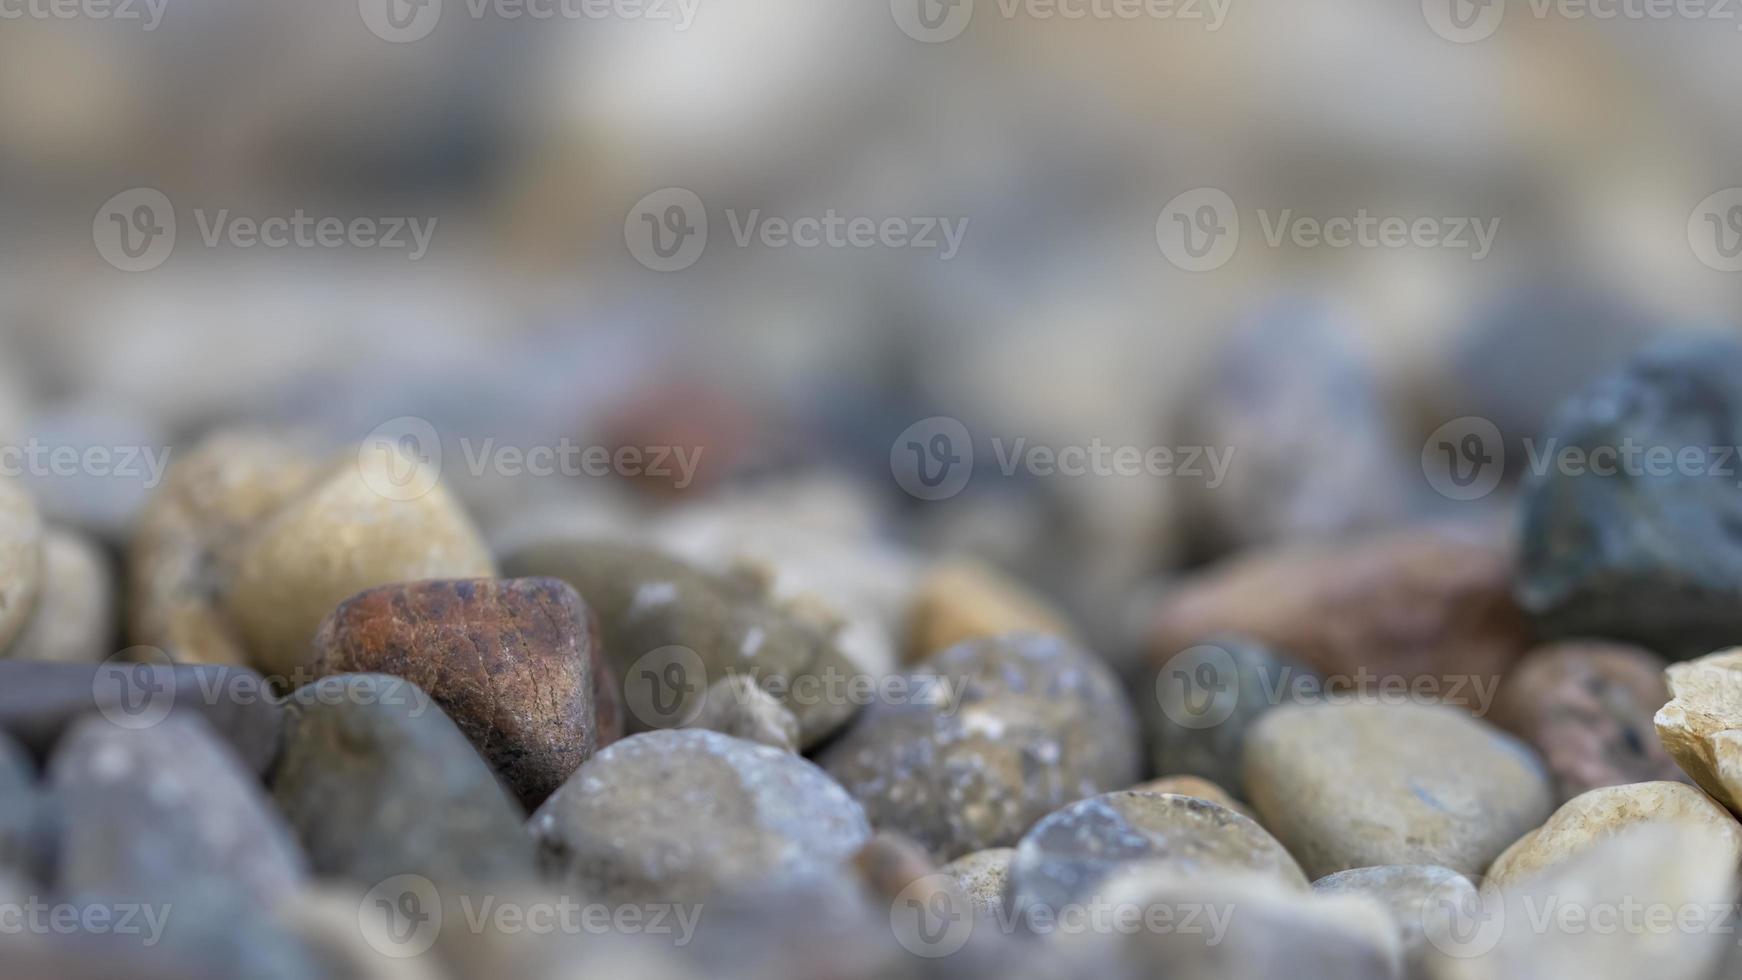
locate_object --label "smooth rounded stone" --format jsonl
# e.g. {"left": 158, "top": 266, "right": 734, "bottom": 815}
{"left": 818, "top": 634, "right": 1141, "bottom": 863}
{"left": 49, "top": 714, "right": 306, "bottom": 908}
{"left": 225, "top": 450, "right": 497, "bottom": 683}
{"left": 5, "top": 528, "right": 116, "bottom": 665}
{"left": 1171, "top": 300, "right": 1409, "bottom": 563}
{"left": 1074, "top": 869, "right": 1400, "bottom": 980}
{"left": 271, "top": 674, "right": 535, "bottom": 884}
{"left": 503, "top": 539, "right": 865, "bottom": 748}
{"left": 309, "top": 578, "right": 597, "bottom": 808}
{"left": 689, "top": 674, "right": 799, "bottom": 753}
{"left": 1423, "top": 823, "right": 1735, "bottom": 980}
{"left": 127, "top": 431, "right": 321, "bottom": 666}
{"left": 1243, "top": 703, "right": 1553, "bottom": 878}
{"left": 1009, "top": 792, "right": 1308, "bottom": 920}
{"left": 0, "top": 478, "right": 43, "bottom": 657}
{"left": 1129, "top": 776, "right": 1255, "bottom": 821}
{"left": 904, "top": 559, "right": 1074, "bottom": 664}
{"left": 1145, "top": 635, "right": 1322, "bottom": 797}
{"left": 1150, "top": 526, "right": 1533, "bottom": 699}
{"left": 1516, "top": 334, "right": 1742, "bottom": 658}
{"left": 530, "top": 729, "right": 870, "bottom": 905}
{"left": 0, "top": 732, "right": 39, "bottom": 880}
{"left": 1655, "top": 648, "right": 1742, "bottom": 814}
{"left": 0, "top": 662, "right": 285, "bottom": 775}
{"left": 1312, "top": 865, "right": 1467, "bottom": 970}
{"left": 1489, "top": 641, "right": 1683, "bottom": 802}
{"left": 277, "top": 888, "right": 447, "bottom": 980}
{"left": 939, "top": 847, "right": 1014, "bottom": 918}
{"left": 1485, "top": 781, "right": 1742, "bottom": 888}
{"left": 850, "top": 831, "right": 939, "bottom": 902}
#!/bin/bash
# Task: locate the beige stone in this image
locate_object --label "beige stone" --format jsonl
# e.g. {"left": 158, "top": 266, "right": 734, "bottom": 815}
{"left": 6, "top": 528, "right": 114, "bottom": 664}
{"left": 1244, "top": 703, "right": 1553, "bottom": 878}
{"left": 1655, "top": 648, "right": 1742, "bottom": 815}
{"left": 1486, "top": 780, "right": 1742, "bottom": 887}
{"left": 224, "top": 448, "right": 495, "bottom": 681}
{"left": 938, "top": 847, "right": 1014, "bottom": 918}
{"left": 0, "top": 479, "right": 42, "bottom": 657}
{"left": 905, "top": 559, "right": 1073, "bottom": 663}
{"left": 1131, "top": 775, "right": 1256, "bottom": 821}
{"left": 127, "top": 432, "right": 320, "bottom": 665}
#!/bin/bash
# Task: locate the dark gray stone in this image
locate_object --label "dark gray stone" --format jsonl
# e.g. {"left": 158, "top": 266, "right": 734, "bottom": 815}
{"left": 271, "top": 674, "right": 534, "bottom": 885}
{"left": 1517, "top": 333, "right": 1742, "bottom": 657}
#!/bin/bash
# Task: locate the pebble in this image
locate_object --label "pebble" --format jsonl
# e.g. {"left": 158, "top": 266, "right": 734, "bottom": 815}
{"left": 904, "top": 559, "right": 1074, "bottom": 664}
{"left": 1516, "top": 334, "right": 1742, "bottom": 657}
{"left": 1243, "top": 703, "right": 1553, "bottom": 878}
{"left": 849, "top": 830, "right": 939, "bottom": 901}
{"left": 0, "top": 478, "right": 43, "bottom": 658}
{"left": 530, "top": 729, "right": 871, "bottom": 904}
{"left": 1145, "top": 635, "right": 1321, "bottom": 797}
{"left": 49, "top": 714, "right": 306, "bottom": 908}
{"left": 308, "top": 578, "right": 598, "bottom": 807}
{"left": 1485, "top": 780, "right": 1742, "bottom": 887}
{"left": 938, "top": 847, "right": 1014, "bottom": 918}
{"left": 1654, "top": 647, "right": 1742, "bottom": 814}
{"left": 0, "top": 732, "right": 39, "bottom": 881}
{"left": 270, "top": 674, "right": 535, "bottom": 884}
{"left": 689, "top": 674, "right": 799, "bottom": 752}
{"left": 1128, "top": 775, "right": 1255, "bottom": 821}
{"left": 0, "top": 662, "right": 285, "bottom": 775}
{"left": 1312, "top": 865, "right": 1467, "bottom": 971}
{"left": 593, "top": 641, "right": 624, "bottom": 748}
{"left": 1150, "top": 526, "right": 1533, "bottom": 697}
{"left": 1078, "top": 869, "right": 1400, "bottom": 980}
{"left": 224, "top": 449, "right": 497, "bottom": 682}
{"left": 1490, "top": 641, "right": 1683, "bottom": 802}
{"left": 127, "top": 431, "right": 321, "bottom": 666}
{"left": 1171, "top": 300, "right": 1409, "bottom": 562}
{"left": 1007, "top": 791, "right": 1308, "bottom": 919}
{"left": 818, "top": 633, "right": 1140, "bottom": 862}
{"left": 276, "top": 888, "right": 448, "bottom": 980}
{"left": 5, "top": 528, "right": 116, "bottom": 665}
{"left": 1424, "top": 823, "right": 1736, "bottom": 980}
{"left": 503, "top": 539, "right": 864, "bottom": 747}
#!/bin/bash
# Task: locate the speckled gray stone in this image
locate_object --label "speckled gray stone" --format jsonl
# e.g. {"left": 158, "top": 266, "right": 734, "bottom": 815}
{"left": 939, "top": 847, "right": 1014, "bottom": 918}
{"left": 504, "top": 540, "right": 865, "bottom": 748}
{"left": 49, "top": 714, "right": 305, "bottom": 907}
{"left": 271, "top": 674, "right": 535, "bottom": 884}
{"left": 1244, "top": 703, "right": 1554, "bottom": 878}
{"left": 1146, "top": 634, "right": 1322, "bottom": 797}
{"left": 818, "top": 633, "right": 1140, "bottom": 863}
{"left": 1008, "top": 791, "right": 1308, "bottom": 920}
{"left": 1313, "top": 864, "right": 1468, "bottom": 970}
{"left": 530, "top": 729, "right": 870, "bottom": 904}
{"left": 690, "top": 674, "right": 799, "bottom": 752}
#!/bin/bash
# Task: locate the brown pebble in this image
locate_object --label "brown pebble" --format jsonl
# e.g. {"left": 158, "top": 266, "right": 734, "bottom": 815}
{"left": 309, "top": 578, "right": 597, "bottom": 808}
{"left": 1489, "top": 641, "right": 1685, "bottom": 802}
